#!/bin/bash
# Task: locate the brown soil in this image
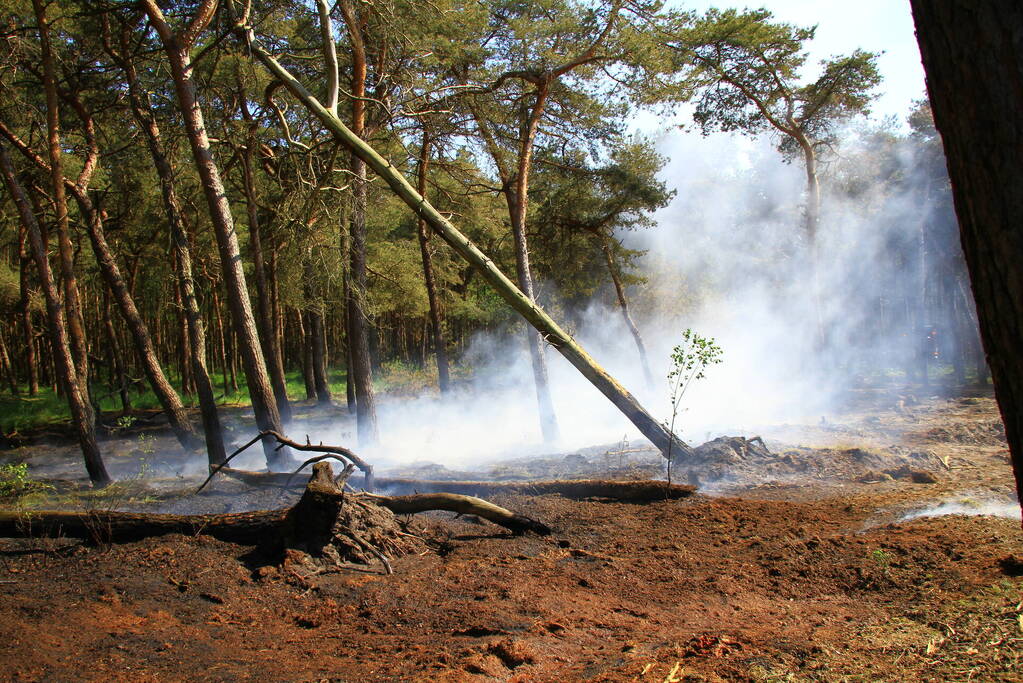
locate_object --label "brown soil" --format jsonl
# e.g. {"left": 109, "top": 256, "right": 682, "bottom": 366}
{"left": 1, "top": 389, "right": 1021, "bottom": 682}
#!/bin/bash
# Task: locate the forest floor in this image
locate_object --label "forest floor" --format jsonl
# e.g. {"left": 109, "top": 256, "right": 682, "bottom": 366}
{"left": 0, "top": 384, "right": 1021, "bottom": 682}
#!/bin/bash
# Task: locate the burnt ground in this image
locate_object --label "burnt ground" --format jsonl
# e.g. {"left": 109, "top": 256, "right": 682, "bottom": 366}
{"left": 1, "top": 387, "right": 1021, "bottom": 682}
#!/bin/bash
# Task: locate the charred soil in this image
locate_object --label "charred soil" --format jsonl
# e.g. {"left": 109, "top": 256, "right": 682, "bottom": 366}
{"left": 1, "top": 388, "right": 1021, "bottom": 682}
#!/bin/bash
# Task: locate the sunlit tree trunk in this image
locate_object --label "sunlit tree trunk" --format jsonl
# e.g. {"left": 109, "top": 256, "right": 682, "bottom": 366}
{"left": 338, "top": 0, "right": 379, "bottom": 445}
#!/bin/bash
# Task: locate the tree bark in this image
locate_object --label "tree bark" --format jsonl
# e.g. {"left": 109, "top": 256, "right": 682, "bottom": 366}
{"left": 102, "top": 292, "right": 131, "bottom": 414}
{"left": 415, "top": 132, "right": 451, "bottom": 394}
{"left": 72, "top": 189, "right": 201, "bottom": 451}
{"left": 297, "top": 309, "right": 316, "bottom": 400}
{"left": 910, "top": 0, "right": 1023, "bottom": 522}
{"left": 0, "top": 144, "right": 110, "bottom": 486}
{"left": 144, "top": 1, "right": 287, "bottom": 468}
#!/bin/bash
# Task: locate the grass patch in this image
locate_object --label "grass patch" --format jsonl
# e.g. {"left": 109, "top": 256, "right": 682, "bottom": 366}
{"left": 0, "top": 361, "right": 459, "bottom": 434}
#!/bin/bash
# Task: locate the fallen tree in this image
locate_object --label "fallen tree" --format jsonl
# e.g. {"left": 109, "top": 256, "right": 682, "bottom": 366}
{"left": 227, "top": 4, "right": 692, "bottom": 461}
{"left": 211, "top": 469, "right": 696, "bottom": 502}
{"left": 0, "top": 463, "right": 551, "bottom": 563}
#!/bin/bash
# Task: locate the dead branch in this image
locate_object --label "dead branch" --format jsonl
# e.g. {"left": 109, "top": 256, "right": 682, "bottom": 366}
{"left": 198, "top": 430, "right": 374, "bottom": 493}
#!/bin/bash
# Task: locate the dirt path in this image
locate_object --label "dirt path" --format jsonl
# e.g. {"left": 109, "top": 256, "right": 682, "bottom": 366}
{"left": 1, "top": 390, "right": 1020, "bottom": 682}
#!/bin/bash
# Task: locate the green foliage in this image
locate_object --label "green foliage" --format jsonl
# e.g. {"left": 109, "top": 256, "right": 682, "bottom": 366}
{"left": 0, "top": 462, "right": 53, "bottom": 499}
{"left": 664, "top": 329, "right": 723, "bottom": 476}
{"left": 666, "top": 8, "right": 881, "bottom": 158}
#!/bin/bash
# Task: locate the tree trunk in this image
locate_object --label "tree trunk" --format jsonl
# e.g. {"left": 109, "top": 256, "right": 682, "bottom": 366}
{"left": 297, "top": 309, "right": 316, "bottom": 400}
{"left": 73, "top": 189, "right": 201, "bottom": 451}
{"left": 798, "top": 137, "right": 825, "bottom": 350}
{"left": 310, "top": 309, "right": 332, "bottom": 405}
{"left": 601, "top": 235, "right": 654, "bottom": 387}
{"left": 145, "top": 4, "right": 287, "bottom": 468}
{"left": 0, "top": 331, "right": 18, "bottom": 396}
{"left": 0, "top": 144, "right": 110, "bottom": 486}
{"left": 238, "top": 31, "right": 691, "bottom": 459}
{"left": 16, "top": 224, "right": 39, "bottom": 396}
{"left": 338, "top": 0, "right": 379, "bottom": 446}
{"left": 102, "top": 292, "right": 131, "bottom": 414}
{"left": 415, "top": 132, "right": 451, "bottom": 394}
{"left": 506, "top": 84, "right": 560, "bottom": 443}
{"left": 911, "top": 0, "right": 1023, "bottom": 523}
{"left": 240, "top": 131, "right": 292, "bottom": 425}
{"left": 120, "top": 65, "right": 226, "bottom": 464}
{"left": 33, "top": 0, "right": 91, "bottom": 421}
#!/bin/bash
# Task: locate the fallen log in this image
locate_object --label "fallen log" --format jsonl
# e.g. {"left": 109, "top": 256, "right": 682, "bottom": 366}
{"left": 368, "top": 493, "right": 551, "bottom": 535}
{"left": 211, "top": 470, "right": 696, "bottom": 502}
{"left": 0, "top": 463, "right": 550, "bottom": 549}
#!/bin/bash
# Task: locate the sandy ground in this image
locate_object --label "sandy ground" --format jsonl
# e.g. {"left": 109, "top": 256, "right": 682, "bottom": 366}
{"left": 0, "top": 386, "right": 1020, "bottom": 682}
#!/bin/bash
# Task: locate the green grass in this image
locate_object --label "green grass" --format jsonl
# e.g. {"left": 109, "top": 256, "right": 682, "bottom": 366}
{"left": 0, "top": 361, "right": 457, "bottom": 434}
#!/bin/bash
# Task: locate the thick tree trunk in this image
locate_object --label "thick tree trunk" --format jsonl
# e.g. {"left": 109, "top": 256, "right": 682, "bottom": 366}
{"left": 0, "top": 145, "right": 109, "bottom": 486}
{"left": 601, "top": 235, "right": 654, "bottom": 387}
{"left": 911, "top": 0, "right": 1023, "bottom": 522}
{"left": 238, "top": 30, "right": 691, "bottom": 459}
{"left": 145, "top": 3, "right": 287, "bottom": 467}
{"left": 415, "top": 132, "right": 451, "bottom": 394}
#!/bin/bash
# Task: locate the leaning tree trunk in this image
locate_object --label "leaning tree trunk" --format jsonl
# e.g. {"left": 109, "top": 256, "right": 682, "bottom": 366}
{"left": 911, "top": 0, "right": 1023, "bottom": 523}
{"left": 234, "top": 22, "right": 692, "bottom": 459}
{"left": 72, "top": 189, "right": 201, "bottom": 451}
{"left": 0, "top": 145, "right": 110, "bottom": 486}
{"left": 120, "top": 52, "right": 226, "bottom": 465}
{"left": 144, "top": 1, "right": 287, "bottom": 468}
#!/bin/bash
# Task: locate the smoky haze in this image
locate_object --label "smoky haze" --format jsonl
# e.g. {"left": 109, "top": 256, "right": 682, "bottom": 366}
{"left": 297, "top": 123, "right": 974, "bottom": 474}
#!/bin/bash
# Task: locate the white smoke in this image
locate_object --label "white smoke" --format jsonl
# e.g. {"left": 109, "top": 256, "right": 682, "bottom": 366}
{"left": 294, "top": 124, "right": 959, "bottom": 473}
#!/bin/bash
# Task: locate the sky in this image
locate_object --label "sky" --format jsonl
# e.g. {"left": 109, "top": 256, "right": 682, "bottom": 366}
{"left": 671, "top": 0, "right": 927, "bottom": 124}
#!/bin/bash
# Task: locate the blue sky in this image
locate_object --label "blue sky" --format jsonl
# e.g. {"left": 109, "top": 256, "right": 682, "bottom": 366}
{"left": 675, "top": 0, "right": 926, "bottom": 123}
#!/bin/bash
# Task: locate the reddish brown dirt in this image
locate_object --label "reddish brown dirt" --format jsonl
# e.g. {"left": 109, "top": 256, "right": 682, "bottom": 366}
{"left": 1, "top": 391, "right": 1021, "bottom": 682}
